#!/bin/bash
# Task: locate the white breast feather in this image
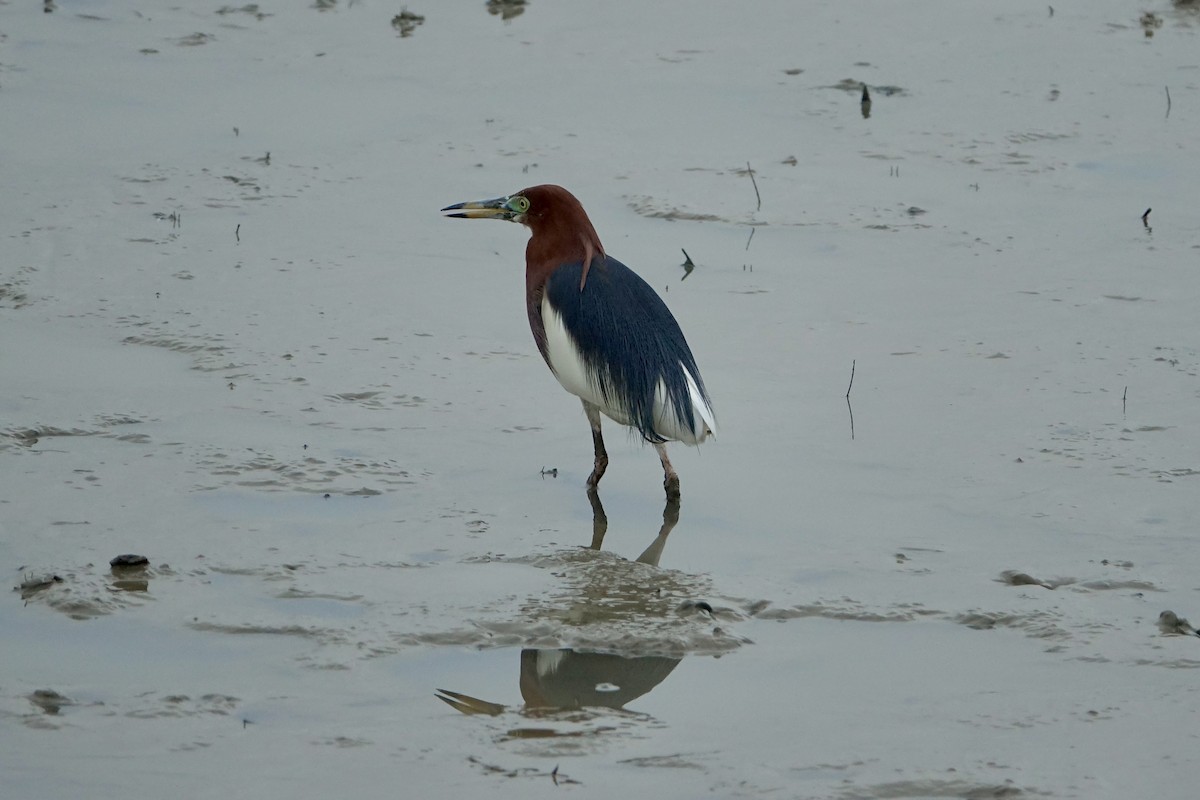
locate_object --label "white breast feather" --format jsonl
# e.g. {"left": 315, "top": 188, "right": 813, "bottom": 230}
{"left": 542, "top": 297, "right": 632, "bottom": 425}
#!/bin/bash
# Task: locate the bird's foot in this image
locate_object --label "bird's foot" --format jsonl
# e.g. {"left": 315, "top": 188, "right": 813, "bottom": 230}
{"left": 586, "top": 455, "right": 608, "bottom": 488}
{"left": 664, "top": 473, "right": 681, "bottom": 501}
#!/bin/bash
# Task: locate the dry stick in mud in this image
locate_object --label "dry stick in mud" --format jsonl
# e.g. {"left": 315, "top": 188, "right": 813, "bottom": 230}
{"left": 846, "top": 360, "right": 857, "bottom": 440}
{"left": 746, "top": 161, "right": 761, "bottom": 211}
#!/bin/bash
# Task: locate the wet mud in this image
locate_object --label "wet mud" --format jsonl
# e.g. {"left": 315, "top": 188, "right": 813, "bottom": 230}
{"left": 3, "top": 2, "right": 1199, "bottom": 798}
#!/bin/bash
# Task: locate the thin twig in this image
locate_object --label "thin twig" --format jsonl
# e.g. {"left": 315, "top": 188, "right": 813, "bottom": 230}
{"left": 1165, "top": 85, "right": 1171, "bottom": 119}
{"left": 745, "top": 227, "right": 755, "bottom": 251}
{"left": 746, "top": 161, "right": 761, "bottom": 211}
{"left": 680, "top": 248, "right": 694, "bottom": 281}
{"left": 1123, "top": 385, "right": 1127, "bottom": 416}
{"left": 846, "top": 360, "right": 856, "bottom": 440}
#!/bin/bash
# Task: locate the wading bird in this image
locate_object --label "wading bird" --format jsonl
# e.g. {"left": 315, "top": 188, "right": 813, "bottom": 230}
{"left": 442, "top": 185, "right": 714, "bottom": 498}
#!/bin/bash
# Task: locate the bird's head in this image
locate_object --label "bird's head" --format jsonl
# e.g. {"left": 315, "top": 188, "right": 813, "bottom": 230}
{"left": 442, "top": 185, "right": 604, "bottom": 268}
{"left": 441, "top": 191, "right": 532, "bottom": 224}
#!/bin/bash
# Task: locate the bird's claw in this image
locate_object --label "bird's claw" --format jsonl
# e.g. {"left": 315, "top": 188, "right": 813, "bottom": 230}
{"left": 664, "top": 474, "right": 681, "bottom": 501}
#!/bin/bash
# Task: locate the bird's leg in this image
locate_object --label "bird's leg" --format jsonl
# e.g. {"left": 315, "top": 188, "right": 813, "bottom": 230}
{"left": 586, "top": 485, "right": 607, "bottom": 551}
{"left": 634, "top": 494, "right": 680, "bottom": 567}
{"left": 654, "top": 442, "right": 681, "bottom": 500}
{"left": 582, "top": 401, "right": 608, "bottom": 488}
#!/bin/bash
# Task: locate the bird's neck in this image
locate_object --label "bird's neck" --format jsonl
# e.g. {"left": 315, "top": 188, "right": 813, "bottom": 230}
{"left": 524, "top": 224, "right": 604, "bottom": 295}
{"left": 523, "top": 222, "right": 604, "bottom": 364}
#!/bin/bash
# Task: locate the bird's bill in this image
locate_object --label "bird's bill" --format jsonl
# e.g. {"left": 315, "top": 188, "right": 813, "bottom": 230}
{"left": 441, "top": 195, "right": 521, "bottom": 222}
{"left": 434, "top": 688, "right": 506, "bottom": 716}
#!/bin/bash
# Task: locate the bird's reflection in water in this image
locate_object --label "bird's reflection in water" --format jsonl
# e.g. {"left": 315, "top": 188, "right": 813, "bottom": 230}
{"left": 587, "top": 487, "right": 680, "bottom": 567}
{"left": 436, "top": 647, "right": 680, "bottom": 718}
{"left": 435, "top": 490, "right": 687, "bottom": 726}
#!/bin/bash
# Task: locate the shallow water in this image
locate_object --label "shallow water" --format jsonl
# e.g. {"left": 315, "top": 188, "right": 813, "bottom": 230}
{"left": 3, "top": 1, "right": 1199, "bottom": 797}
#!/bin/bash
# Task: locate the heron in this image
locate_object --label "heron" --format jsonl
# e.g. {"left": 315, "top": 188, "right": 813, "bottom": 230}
{"left": 442, "top": 185, "right": 714, "bottom": 498}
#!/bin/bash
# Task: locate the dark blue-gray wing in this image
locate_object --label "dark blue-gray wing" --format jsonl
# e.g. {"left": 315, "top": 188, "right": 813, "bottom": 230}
{"left": 542, "top": 256, "right": 714, "bottom": 444}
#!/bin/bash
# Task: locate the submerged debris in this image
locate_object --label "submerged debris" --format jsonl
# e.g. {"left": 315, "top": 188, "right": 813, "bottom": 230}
{"left": 216, "top": 4, "right": 270, "bottom": 20}
{"left": 1140, "top": 11, "right": 1163, "bottom": 37}
{"left": 999, "top": 570, "right": 1055, "bottom": 590}
{"left": 16, "top": 573, "right": 64, "bottom": 600}
{"left": 176, "top": 32, "right": 215, "bottom": 47}
{"left": 391, "top": 9, "right": 425, "bottom": 37}
{"left": 29, "top": 689, "right": 73, "bottom": 715}
{"left": 109, "top": 555, "right": 151, "bottom": 593}
{"left": 677, "top": 599, "right": 714, "bottom": 616}
{"left": 828, "top": 78, "right": 905, "bottom": 97}
{"left": 487, "top": 0, "right": 527, "bottom": 21}
{"left": 1158, "top": 610, "right": 1200, "bottom": 637}
{"left": 152, "top": 210, "right": 182, "bottom": 228}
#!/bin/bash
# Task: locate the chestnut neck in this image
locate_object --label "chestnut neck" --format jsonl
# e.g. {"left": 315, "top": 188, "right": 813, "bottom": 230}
{"left": 520, "top": 185, "right": 605, "bottom": 297}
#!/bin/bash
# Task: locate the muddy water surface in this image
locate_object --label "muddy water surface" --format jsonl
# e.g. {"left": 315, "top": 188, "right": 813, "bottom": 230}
{"left": 3, "top": 2, "right": 1199, "bottom": 797}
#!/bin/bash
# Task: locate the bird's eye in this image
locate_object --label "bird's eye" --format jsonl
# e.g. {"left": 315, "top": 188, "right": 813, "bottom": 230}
{"left": 509, "top": 196, "right": 530, "bottom": 214}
